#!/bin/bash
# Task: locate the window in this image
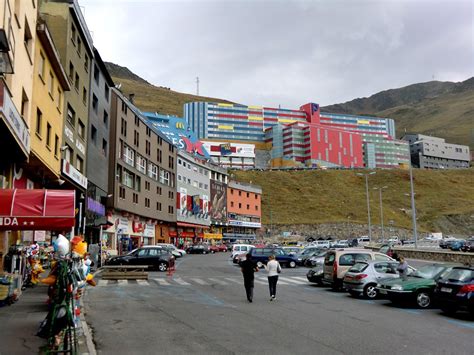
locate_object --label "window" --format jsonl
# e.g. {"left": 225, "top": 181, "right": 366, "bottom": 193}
{"left": 255, "top": 194, "right": 258, "bottom": 200}
{"left": 64, "top": 144, "right": 72, "bottom": 163}
{"left": 23, "top": 18, "right": 33, "bottom": 58}
{"left": 78, "top": 120, "right": 85, "bottom": 138}
{"left": 69, "top": 62, "right": 74, "bottom": 81}
{"left": 156, "top": 202, "right": 162, "bottom": 211}
{"left": 133, "top": 193, "right": 138, "bottom": 204}
{"left": 178, "top": 175, "right": 181, "bottom": 181}
{"left": 35, "top": 109, "right": 42, "bottom": 136}
{"left": 255, "top": 205, "right": 259, "bottom": 211}
{"left": 119, "top": 187, "right": 125, "bottom": 199}
{"left": 92, "top": 94, "right": 98, "bottom": 112}
{"left": 231, "top": 201, "right": 234, "bottom": 207}
{"left": 102, "top": 139, "right": 107, "bottom": 156}
{"left": 82, "top": 87, "right": 87, "bottom": 104}
{"left": 21, "top": 90, "right": 29, "bottom": 118}
{"left": 77, "top": 37, "right": 82, "bottom": 56}
{"left": 238, "top": 191, "right": 242, "bottom": 196}
{"left": 54, "top": 135, "right": 59, "bottom": 157}
{"left": 71, "top": 24, "right": 76, "bottom": 44}
{"left": 121, "top": 118, "right": 127, "bottom": 136}
{"left": 168, "top": 206, "right": 174, "bottom": 214}
{"left": 169, "top": 156, "right": 174, "bottom": 169}
{"left": 157, "top": 136, "right": 163, "bottom": 145}
{"left": 247, "top": 204, "right": 250, "bottom": 210}
{"left": 145, "top": 181, "right": 150, "bottom": 191}
{"left": 157, "top": 149, "right": 162, "bottom": 163}
{"left": 84, "top": 55, "right": 89, "bottom": 72}
{"left": 90, "top": 125, "right": 97, "bottom": 144}
{"left": 76, "top": 156, "right": 83, "bottom": 173}
{"left": 134, "top": 130, "right": 139, "bottom": 147}
{"left": 123, "top": 169, "right": 134, "bottom": 188}
{"left": 103, "top": 111, "right": 108, "bottom": 127}
{"left": 46, "top": 123, "right": 51, "bottom": 147}
{"left": 156, "top": 186, "right": 162, "bottom": 195}
{"left": 75, "top": 73, "right": 79, "bottom": 91}
{"left": 104, "top": 85, "right": 109, "bottom": 100}
{"left": 146, "top": 140, "right": 150, "bottom": 156}
{"left": 135, "top": 115, "right": 140, "bottom": 127}
{"left": 135, "top": 176, "right": 141, "bottom": 192}
{"left": 136, "top": 154, "right": 147, "bottom": 174}
{"left": 93, "top": 65, "right": 99, "bottom": 83}
{"left": 246, "top": 192, "right": 249, "bottom": 198}
{"left": 56, "top": 88, "right": 62, "bottom": 111}
{"left": 146, "top": 127, "right": 151, "bottom": 137}
{"left": 168, "top": 191, "right": 174, "bottom": 199}
{"left": 145, "top": 198, "right": 150, "bottom": 208}
{"left": 148, "top": 163, "right": 158, "bottom": 180}
{"left": 159, "top": 169, "right": 170, "bottom": 185}
{"left": 231, "top": 189, "right": 234, "bottom": 195}
{"left": 38, "top": 52, "right": 45, "bottom": 78}
{"left": 123, "top": 145, "right": 135, "bottom": 166}
{"left": 238, "top": 203, "right": 242, "bottom": 208}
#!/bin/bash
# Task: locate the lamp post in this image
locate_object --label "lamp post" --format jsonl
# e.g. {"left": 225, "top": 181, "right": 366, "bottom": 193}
{"left": 373, "top": 186, "right": 388, "bottom": 241}
{"left": 356, "top": 172, "right": 376, "bottom": 241}
{"left": 409, "top": 162, "right": 418, "bottom": 248}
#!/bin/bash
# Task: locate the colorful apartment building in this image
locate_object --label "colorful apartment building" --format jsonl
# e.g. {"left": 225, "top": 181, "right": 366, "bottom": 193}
{"left": 185, "top": 101, "right": 409, "bottom": 169}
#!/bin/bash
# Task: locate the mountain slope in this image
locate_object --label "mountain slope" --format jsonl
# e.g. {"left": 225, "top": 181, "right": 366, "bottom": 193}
{"left": 322, "top": 78, "right": 474, "bottom": 148}
{"left": 105, "top": 62, "right": 233, "bottom": 116}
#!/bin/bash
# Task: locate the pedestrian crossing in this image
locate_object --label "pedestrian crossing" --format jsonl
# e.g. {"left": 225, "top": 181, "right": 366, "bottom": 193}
{"left": 96, "top": 276, "right": 310, "bottom": 288}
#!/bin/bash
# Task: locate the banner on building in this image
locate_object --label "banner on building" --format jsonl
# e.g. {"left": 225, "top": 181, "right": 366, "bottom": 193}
{"left": 192, "top": 195, "right": 201, "bottom": 215}
{"left": 180, "top": 188, "right": 187, "bottom": 216}
{"left": 202, "top": 195, "right": 209, "bottom": 218}
{"left": 210, "top": 180, "right": 227, "bottom": 223}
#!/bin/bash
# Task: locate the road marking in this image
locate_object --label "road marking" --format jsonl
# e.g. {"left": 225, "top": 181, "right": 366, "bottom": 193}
{"left": 224, "top": 278, "right": 242, "bottom": 284}
{"left": 257, "top": 277, "right": 289, "bottom": 285}
{"left": 117, "top": 280, "right": 127, "bottom": 286}
{"left": 254, "top": 279, "right": 267, "bottom": 285}
{"left": 136, "top": 280, "right": 149, "bottom": 286}
{"left": 97, "top": 279, "right": 108, "bottom": 287}
{"left": 173, "top": 277, "right": 190, "bottom": 286}
{"left": 153, "top": 278, "right": 171, "bottom": 286}
{"left": 279, "top": 277, "right": 306, "bottom": 285}
{"left": 292, "top": 277, "right": 309, "bottom": 282}
{"left": 208, "top": 278, "right": 229, "bottom": 285}
{"left": 446, "top": 320, "right": 474, "bottom": 330}
{"left": 192, "top": 278, "right": 209, "bottom": 285}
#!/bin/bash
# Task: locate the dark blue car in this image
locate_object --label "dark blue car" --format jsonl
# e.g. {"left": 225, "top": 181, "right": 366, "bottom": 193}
{"left": 248, "top": 247, "right": 298, "bottom": 268}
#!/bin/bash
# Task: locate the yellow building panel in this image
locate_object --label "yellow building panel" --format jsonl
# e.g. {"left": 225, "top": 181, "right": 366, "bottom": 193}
{"left": 278, "top": 119, "right": 297, "bottom": 124}
{"left": 218, "top": 125, "right": 234, "bottom": 130}
{"left": 248, "top": 105, "right": 262, "bottom": 110}
{"left": 248, "top": 116, "right": 263, "bottom": 121}
{"left": 217, "top": 103, "right": 234, "bottom": 107}
{"left": 357, "top": 119, "right": 370, "bottom": 124}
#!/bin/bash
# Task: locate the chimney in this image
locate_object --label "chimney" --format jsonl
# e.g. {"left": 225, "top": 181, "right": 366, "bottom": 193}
{"left": 129, "top": 93, "right": 135, "bottom": 104}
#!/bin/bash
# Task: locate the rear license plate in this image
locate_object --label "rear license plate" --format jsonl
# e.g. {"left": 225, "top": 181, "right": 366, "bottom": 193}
{"left": 440, "top": 287, "right": 452, "bottom": 293}
{"left": 379, "top": 289, "right": 387, "bottom": 295}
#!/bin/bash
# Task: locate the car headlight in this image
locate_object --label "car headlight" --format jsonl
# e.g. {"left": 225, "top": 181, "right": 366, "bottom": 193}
{"left": 391, "top": 285, "right": 404, "bottom": 291}
{"left": 376, "top": 283, "right": 381, "bottom": 288}
{"left": 298, "top": 258, "right": 302, "bottom": 261}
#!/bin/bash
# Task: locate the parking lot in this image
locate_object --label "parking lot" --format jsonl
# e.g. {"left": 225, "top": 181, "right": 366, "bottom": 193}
{"left": 85, "top": 252, "right": 473, "bottom": 354}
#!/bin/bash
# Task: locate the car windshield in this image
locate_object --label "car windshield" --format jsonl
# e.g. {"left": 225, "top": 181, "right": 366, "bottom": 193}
{"left": 412, "top": 265, "right": 446, "bottom": 279}
{"left": 126, "top": 249, "right": 138, "bottom": 256}
{"left": 348, "top": 262, "right": 368, "bottom": 273}
{"left": 444, "top": 268, "right": 474, "bottom": 282}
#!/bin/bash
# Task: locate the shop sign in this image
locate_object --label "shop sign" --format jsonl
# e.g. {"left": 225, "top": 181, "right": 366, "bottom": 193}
{"left": 116, "top": 217, "right": 129, "bottom": 234}
{"left": 87, "top": 197, "right": 105, "bottom": 216}
{"left": 64, "top": 126, "right": 74, "bottom": 142}
{"left": 169, "top": 231, "right": 178, "bottom": 237}
{"left": 76, "top": 139, "right": 86, "bottom": 155}
{"left": 143, "top": 224, "right": 155, "bottom": 238}
{"left": 203, "top": 233, "right": 223, "bottom": 240}
{"left": 0, "top": 83, "right": 30, "bottom": 154}
{"left": 180, "top": 231, "right": 195, "bottom": 238}
{"left": 62, "top": 160, "right": 87, "bottom": 189}
{"left": 228, "top": 220, "right": 261, "bottom": 228}
{"left": 34, "top": 230, "right": 46, "bottom": 242}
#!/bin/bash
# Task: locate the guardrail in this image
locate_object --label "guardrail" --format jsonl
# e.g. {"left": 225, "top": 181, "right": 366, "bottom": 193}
{"left": 101, "top": 265, "right": 149, "bottom": 280}
{"left": 365, "top": 244, "right": 474, "bottom": 264}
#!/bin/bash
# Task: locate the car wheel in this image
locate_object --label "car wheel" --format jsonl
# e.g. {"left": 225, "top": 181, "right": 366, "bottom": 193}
{"left": 211, "top": 250, "right": 215, "bottom": 254}
{"left": 416, "top": 290, "right": 432, "bottom": 308}
{"left": 363, "top": 284, "right": 378, "bottom": 299}
{"left": 289, "top": 261, "right": 296, "bottom": 268}
{"left": 158, "top": 262, "right": 168, "bottom": 272}
{"left": 257, "top": 261, "right": 264, "bottom": 268}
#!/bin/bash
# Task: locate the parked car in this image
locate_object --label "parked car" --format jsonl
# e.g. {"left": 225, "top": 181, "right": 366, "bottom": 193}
{"left": 282, "top": 246, "right": 303, "bottom": 255}
{"left": 379, "top": 244, "right": 394, "bottom": 257}
{"left": 231, "top": 244, "right": 255, "bottom": 262}
{"left": 376, "top": 263, "right": 459, "bottom": 308}
{"left": 186, "top": 244, "right": 210, "bottom": 254}
{"left": 296, "top": 249, "right": 322, "bottom": 266}
{"left": 357, "top": 236, "right": 370, "bottom": 245}
{"left": 435, "top": 266, "right": 474, "bottom": 315}
{"left": 310, "top": 240, "right": 331, "bottom": 249}
{"left": 343, "top": 261, "right": 415, "bottom": 299}
{"left": 305, "top": 251, "right": 328, "bottom": 267}
{"left": 449, "top": 240, "right": 465, "bottom": 251}
{"left": 156, "top": 243, "right": 186, "bottom": 257}
{"left": 307, "top": 265, "right": 325, "bottom": 285}
{"left": 439, "top": 238, "right": 459, "bottom": 250}
{"left": 461, "top": 239, "right": 474, "bottom": 252}
{"left": 209, "top": 244, "right": 227, "bottom": 253}
{"left": 248, "top": 247, "right": 298, "bottom": 268}
{"left": 332, "top": 240, "right": 349, "bottom": 248}
{"left": 106, "top": 247, "right": 174, "bottom": 272}
{"left": 323, "top": 249, "right": 395, "bottom": 289}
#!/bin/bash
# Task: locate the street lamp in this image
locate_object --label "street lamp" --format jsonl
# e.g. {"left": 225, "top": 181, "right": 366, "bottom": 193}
{"left": 373, "top": 186, "right": 388, "bottom": 241}
{"left": 356, "top": 171, "right": 376, "bottom": 241}
{"left": 408, "top": 162, "right": 418, "bottom": 248}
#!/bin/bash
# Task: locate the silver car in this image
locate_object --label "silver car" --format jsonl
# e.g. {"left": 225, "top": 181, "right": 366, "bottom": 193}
{"left": 343, "top": 261, "right": 415, "bottom": 299}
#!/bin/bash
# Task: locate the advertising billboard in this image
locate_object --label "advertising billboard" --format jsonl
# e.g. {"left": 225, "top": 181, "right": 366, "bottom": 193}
{"left": 210, "top": 180, "right": 227, "bottom": 223}
{"left": 203, "top": 141, "right": 255, "bottom": 158}
{"left": 179, "top": 188, "right": 187, "bottom": 216}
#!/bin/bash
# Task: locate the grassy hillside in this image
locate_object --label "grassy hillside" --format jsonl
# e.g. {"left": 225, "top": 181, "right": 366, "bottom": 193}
{"left": 105, "top": 62, "right": 233, "bottom": 116}
{"left": 232, "top": 169, "right": 474, "bottom": 233}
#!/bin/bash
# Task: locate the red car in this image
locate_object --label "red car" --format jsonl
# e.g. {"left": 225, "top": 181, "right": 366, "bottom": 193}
{"left": 209, "top": 244, "right": 227, "bottom": 253}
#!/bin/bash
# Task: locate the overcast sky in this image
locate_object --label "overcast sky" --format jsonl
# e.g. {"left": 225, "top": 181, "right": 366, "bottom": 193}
{"left": 80, "top": 0, "right": 473, "bottom": 108}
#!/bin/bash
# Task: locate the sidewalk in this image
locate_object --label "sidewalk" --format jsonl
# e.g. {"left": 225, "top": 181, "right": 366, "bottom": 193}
{"left": 0, "top": 284, "right": 94, "bottom": 354}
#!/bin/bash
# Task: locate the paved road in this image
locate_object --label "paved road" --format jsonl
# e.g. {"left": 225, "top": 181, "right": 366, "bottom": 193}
{"left": 85, "top": 253, "right": 473, "bottom": 355}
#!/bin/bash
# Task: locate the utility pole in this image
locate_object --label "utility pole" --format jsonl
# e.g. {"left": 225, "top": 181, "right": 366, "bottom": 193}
{"left": 196, "top": 76, "right": 200, "bottom": 96}
{"left": 374, "top": 186, "right": 388, "bottom": 241}
{"left": 356, "top": 172, "right": 376, "bottom": 241}
{"left": 409, "top": 163, "right": 418, "bottom": 248}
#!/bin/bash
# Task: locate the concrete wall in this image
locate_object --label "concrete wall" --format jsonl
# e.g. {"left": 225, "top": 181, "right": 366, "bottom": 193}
{"left": 366, "top": 245, "right": 474, "bottom": 264}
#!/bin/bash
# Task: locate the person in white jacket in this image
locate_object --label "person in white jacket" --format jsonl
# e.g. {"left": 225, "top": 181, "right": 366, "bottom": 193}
{"left": 265, "top": 255, "right": 281, "bottom": 301}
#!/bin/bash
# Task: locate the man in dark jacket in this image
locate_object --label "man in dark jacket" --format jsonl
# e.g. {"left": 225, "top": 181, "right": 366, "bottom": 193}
{"left": 240, "top": 253, "right": 258, "bottom": 302}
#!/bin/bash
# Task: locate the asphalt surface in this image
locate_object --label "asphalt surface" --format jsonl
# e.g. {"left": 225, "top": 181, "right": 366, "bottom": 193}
{"left": 84, "top": 253, "right": 473, "bottom": 355}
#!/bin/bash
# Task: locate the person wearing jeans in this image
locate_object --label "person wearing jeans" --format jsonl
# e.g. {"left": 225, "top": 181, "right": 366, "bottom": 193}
{"left": 240, "top": 253, "right": 258, "bottom": 302}
{"left": 265, "top": 255, "right": 282, "bottom": 301}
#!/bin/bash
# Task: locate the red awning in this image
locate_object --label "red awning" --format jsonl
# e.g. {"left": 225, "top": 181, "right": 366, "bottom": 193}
{"left": 176, "top": 222, "right": 210, "bottom": 229}
{"left": 0, "top": 189, "right": 75, "bottom": 230}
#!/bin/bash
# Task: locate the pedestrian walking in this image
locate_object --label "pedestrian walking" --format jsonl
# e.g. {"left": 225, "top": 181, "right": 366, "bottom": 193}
{"left": 397, "top": 256, "right": 409, "bottom": 280}
{"left": 239, "top": 253, "right": 258, "bottom": 303}
{"left": 265, "top": 255, "right": 281, "bottom": 301}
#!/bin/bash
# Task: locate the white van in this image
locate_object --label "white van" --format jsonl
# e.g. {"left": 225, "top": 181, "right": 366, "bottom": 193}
{"left": 357, "top": 236, "right": 370, "bottom": 245}
{"left": 311, "top": 240, "right": 331, "bottom": 249}
{"left": 231, "top": 244, "right": 255, "bottom": 262}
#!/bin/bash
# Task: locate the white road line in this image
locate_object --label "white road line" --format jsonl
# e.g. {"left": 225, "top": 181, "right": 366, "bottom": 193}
{"left": 97, "top": 279, "right": 108, "bottom": 286}
{"left": 117, "top": 280, "right": 127, "bottom": 286}
{"left": 136, "top": 280, "right": 150, "bottom": 286}
{"left": 208, "top": 278, "right": 229, "bottom": 285}
{"left": 257, "top": 277, "right": 289, "bottom": 285}
{"left": 192, "top": 278, "right": 209, "bottom": 285}
{"left": 254, "top": 279, "right": 267, "bottom": 285}
{"left": 224, "top": 278, "right": 242, "bottom": 284}
{"left": 292, "top": 277, "right": 309, "bottom": 282}
{"left": 279, "top": 277, "right": 306, "bottom": 285}
{"left": 153, "top": 278, "right": 171, "bottom": 286}
{"left": 173, "top": 277, "right": 190, "bottom": 286}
